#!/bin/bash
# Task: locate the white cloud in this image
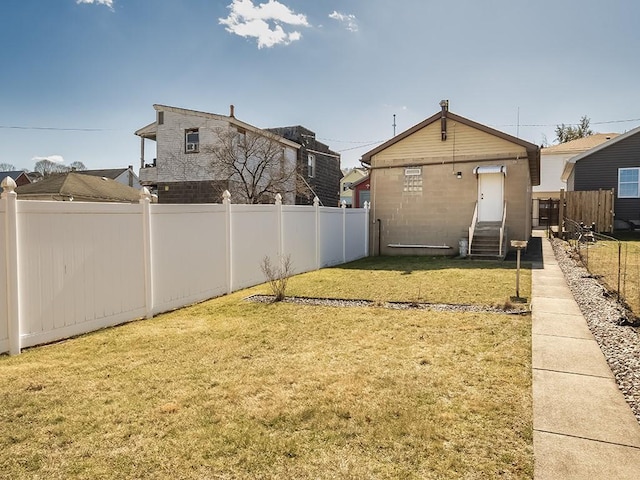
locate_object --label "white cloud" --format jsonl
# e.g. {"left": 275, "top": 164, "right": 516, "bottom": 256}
{"left": 76, "top": 0, "right": 114, "bottom": 9}
{"left": 328, "top": 11, "right": 358, "bottom": 32}
{"left": 219, "top": 0, "right": 309, "bottom": 49}
{"left": 32, "top": 155, "right": 65, "bottom": 164}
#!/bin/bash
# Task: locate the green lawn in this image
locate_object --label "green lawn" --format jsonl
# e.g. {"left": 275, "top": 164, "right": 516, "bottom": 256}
{"left": 0, "top": 256, "right": 533, "bottom": 479}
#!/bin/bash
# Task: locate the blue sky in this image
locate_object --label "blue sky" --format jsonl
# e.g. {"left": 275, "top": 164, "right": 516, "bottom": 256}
{"left": 1, "top": 0, "right": 639, "bottom": 172}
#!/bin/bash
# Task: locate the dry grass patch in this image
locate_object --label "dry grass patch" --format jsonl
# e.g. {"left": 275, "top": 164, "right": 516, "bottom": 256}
{"left": 0, "top": 288, "right": 532, "bottom": 479}
{"left": 1, "top": 257, "right": 532, "bottom": 477}
{"left": 286, "top": 256, "right": 531, "bottom": 307}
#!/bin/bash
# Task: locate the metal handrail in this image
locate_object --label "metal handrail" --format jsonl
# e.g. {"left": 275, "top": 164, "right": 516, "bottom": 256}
{"left": 468, "top": 202, "right": 478, "bottom": 254}
{"left": 499, "top": 202, "right": 507, "bottom": 257}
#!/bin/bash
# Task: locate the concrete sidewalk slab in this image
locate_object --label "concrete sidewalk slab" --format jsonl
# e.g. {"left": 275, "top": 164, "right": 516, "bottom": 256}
{"left": 534, "top": 369, "right": 640, "bottom": 447}
{"left": 532, "top": 312, "right": 594, "bottom": 339}
{"left": 532, "top": 283, "right": 573, "bottom": 299}
{"left": 532, "top": 297, "right": 583, "bottom": 316}
{"left": 532, "top": 335, "right": 613, "bottom": 378}
{"left": 534, "top": 431, "right": 640, "bottom": 480}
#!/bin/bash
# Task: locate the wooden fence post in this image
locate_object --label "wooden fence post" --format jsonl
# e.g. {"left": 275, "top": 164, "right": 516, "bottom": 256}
{"left": 2, "top": 177, "right": 20, "bottom": 355}
{"left": 140, "top": 188, "right": 153, "bottom": 319}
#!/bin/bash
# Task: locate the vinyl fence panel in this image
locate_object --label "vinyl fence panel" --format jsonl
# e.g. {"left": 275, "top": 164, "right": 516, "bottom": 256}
{"left": 17, "top": 202, "right": 146, "bottom": 349}
{"left": 282, "top": 205, "right": 317, "bottom": 274}
{"left": 319, "top": 207, "right": 344, "bottom": 267}
{"left": 0, "top": 186, "right": 369, "bottom": 355}
{"left": 345, "top": 207, "right": 368, "bottom": 262}
{"left": 150, "top": 204, "right": 228, "bottom": 314}
{"left": 230, "top": 203, "right": 280, "bottom": 291}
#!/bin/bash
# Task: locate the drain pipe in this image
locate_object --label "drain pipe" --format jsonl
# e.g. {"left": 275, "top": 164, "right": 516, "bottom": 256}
{"left": 377, "top": 218, "right": 382, "bottom": 256}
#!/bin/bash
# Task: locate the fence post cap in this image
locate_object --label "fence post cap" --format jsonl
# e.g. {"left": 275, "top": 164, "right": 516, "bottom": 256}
{"left": 139, "top": 187, "right": 151, "bottom": 203}
{"left": 1, "top": 176, "right": 17, "bottom": 192}
{"left": 313, "top": 196, "right": 320, "bottom": 207}
{"left": 0, "top": 176, "right": 17, "bottom": 198}
{"left": 341, "top": 200, "right": 346, "bottom": 209}
{"left": 223, "top": 190, "right": 231, "bottom": 202}
{"left": 275, "top": 193, "right": 282, "bottom": 205}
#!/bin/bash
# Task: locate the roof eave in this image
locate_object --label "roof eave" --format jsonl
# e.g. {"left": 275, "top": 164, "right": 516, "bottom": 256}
{"left": 149, "top": 104, "right": 300, "bottom": 149}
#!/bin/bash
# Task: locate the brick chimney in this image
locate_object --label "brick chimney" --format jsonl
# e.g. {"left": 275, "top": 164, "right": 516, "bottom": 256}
{"left": 230, "top": 104, "right": 235, "bottom": 118}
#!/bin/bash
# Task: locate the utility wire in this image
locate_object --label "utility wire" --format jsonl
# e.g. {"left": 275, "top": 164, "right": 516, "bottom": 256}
{"left": 494, "top": 117, "right": 640, "bottom": 128}
{"left": 0, "top": 125, "right": 117, "bottom": 131}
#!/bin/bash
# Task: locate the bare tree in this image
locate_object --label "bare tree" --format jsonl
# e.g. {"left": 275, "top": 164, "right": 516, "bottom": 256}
{"left": 207, "top": 127, "right": 300, "bottom": 204}
{"left": 0, "top": 163, "right": 16, "bottom": 171}
{"left": 33, "top": 160, "right": 87, "bottom": 177}
{"left": 69, "top": 161, "right": 87, "bottom": 171}
{"left": 34, "top": 159, "right": 68, "bottom": 176}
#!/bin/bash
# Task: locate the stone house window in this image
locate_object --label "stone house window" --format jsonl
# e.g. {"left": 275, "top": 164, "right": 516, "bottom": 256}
{"left": 185, "top": 128, "right": 199, "bottom": 153}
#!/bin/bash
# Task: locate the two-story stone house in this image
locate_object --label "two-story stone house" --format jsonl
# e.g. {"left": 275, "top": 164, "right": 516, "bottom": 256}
{"left": 135, "top": 104, "right": 299, "bottom": 204}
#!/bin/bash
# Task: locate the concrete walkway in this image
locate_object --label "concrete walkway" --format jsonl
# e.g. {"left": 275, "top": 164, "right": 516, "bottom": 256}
{"left": 532, "top": 233, "right": 640, "bottom": 479}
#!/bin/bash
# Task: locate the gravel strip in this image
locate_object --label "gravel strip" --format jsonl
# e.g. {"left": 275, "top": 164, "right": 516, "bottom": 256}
{"left": 550, "top": 238, "right": 640, "bottom": 423}
{"left": 246, "top": 295, "right": 529, "bottom": 315}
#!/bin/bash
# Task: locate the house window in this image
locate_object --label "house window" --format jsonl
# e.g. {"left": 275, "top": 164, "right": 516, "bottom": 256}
{"left": 185, "top": 129, "right": 199, "bottom": 153}
{"left": 157, "top": 111, "right": 164, "bottom": 125}
{"left": 343, "top": 182, "right": 352, "bottom": 191}
{"left": 403, "top": 167, "right": 422, "bottom": 193}
{"left": 618, "top": 167, "right": 640, "bottom": 198}
{"left": 308, "top": 154, "right": 315, "bottom": 178}
{"left": 236, "top": 127, "right": 246, "bottom": 147}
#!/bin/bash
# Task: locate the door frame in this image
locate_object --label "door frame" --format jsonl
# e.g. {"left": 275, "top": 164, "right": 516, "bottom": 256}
{"left": 474, "top": 166, "right": 506, "bottom": 222}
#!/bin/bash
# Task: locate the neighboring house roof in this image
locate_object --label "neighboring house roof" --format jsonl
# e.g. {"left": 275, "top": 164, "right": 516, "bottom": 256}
{"left": 15, "top": 172, "right": 142, "bottom": 202}
{"left": 341, "top": 168, "right": 367, "bottom": 181}
{"left": 0, "top": 170, "right": 30, "bottom": 183}
{"left": 361, "top": 110, "right": 540, "bottom": 185}
{"left": 81, "top": 167, "right": 131, "bottom": 179}
{"left": 135, "top": 104, "right": 300, "bottom": 149}
{"left": 542, "top": 133, "right": 619, "bottom": 155}
{"left": 561, "top": 125, "right": 640, "bottom": 182}
{"left": 349, "top": 174, "right": 370, "bottom": 189}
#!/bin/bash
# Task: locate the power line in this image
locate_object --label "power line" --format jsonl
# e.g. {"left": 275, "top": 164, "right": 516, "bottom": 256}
{"left": 336, "top": 141, "right": 385, "bottom": 153}
{"left": 0, "top": 125, "right": 117, "bottom": 132}
{"left": 494, "top": 117, "right": 640, "bottom": 128}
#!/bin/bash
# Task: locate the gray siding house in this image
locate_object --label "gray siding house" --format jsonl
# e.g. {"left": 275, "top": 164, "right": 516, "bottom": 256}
{"left": 562, "top": 126, "right": 640, "bottom": 227}
{"left": 266, "top": 126, "right": 341, "bottom": 206}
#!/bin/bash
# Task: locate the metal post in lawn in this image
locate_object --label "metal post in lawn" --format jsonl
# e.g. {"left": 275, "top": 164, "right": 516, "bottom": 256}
{"left": 510, "top": 240, "right": 528, "bottom": 303}
{"left": 617, "top": 241, "right": 622, "bottom": 302}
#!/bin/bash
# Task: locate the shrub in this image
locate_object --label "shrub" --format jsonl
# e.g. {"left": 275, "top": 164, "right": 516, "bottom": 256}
{"left": 260, "top": 254, "right": 293, "bottom": 302}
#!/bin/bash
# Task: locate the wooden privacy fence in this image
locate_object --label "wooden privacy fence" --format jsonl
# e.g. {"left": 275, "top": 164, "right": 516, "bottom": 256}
{"left": 559, "top": 189, "right": 615, "bottom": 233}
{"left": 1, "top": 178, "right": 370, "bottom": 355}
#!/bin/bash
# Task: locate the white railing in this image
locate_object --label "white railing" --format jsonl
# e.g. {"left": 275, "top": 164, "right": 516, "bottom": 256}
{"left": 0, "top": 177, "right": 370, "bottom": 355}
{"left": 499, "top": 201, "right": 507, "bottom": 257}
{"left": 468, "top": 202, "right": 478, "bottom": 254}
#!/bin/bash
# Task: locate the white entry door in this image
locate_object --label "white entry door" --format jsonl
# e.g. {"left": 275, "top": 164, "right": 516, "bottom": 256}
{"left": 478, "top": 173, "right": 504, "bottom": 222}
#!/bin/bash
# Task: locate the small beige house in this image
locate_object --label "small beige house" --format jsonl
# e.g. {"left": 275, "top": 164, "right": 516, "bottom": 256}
{"left": 361, "top": 101, "right": 540, "bottom": 258}
{"left": 340, "top": 167, "right": 368, "bottom": 206}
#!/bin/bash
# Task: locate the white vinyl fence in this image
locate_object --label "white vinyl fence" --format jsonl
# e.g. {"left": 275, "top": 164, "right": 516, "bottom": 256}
{"left": 1, "top": 179, "right": 369, "bottom": 355}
